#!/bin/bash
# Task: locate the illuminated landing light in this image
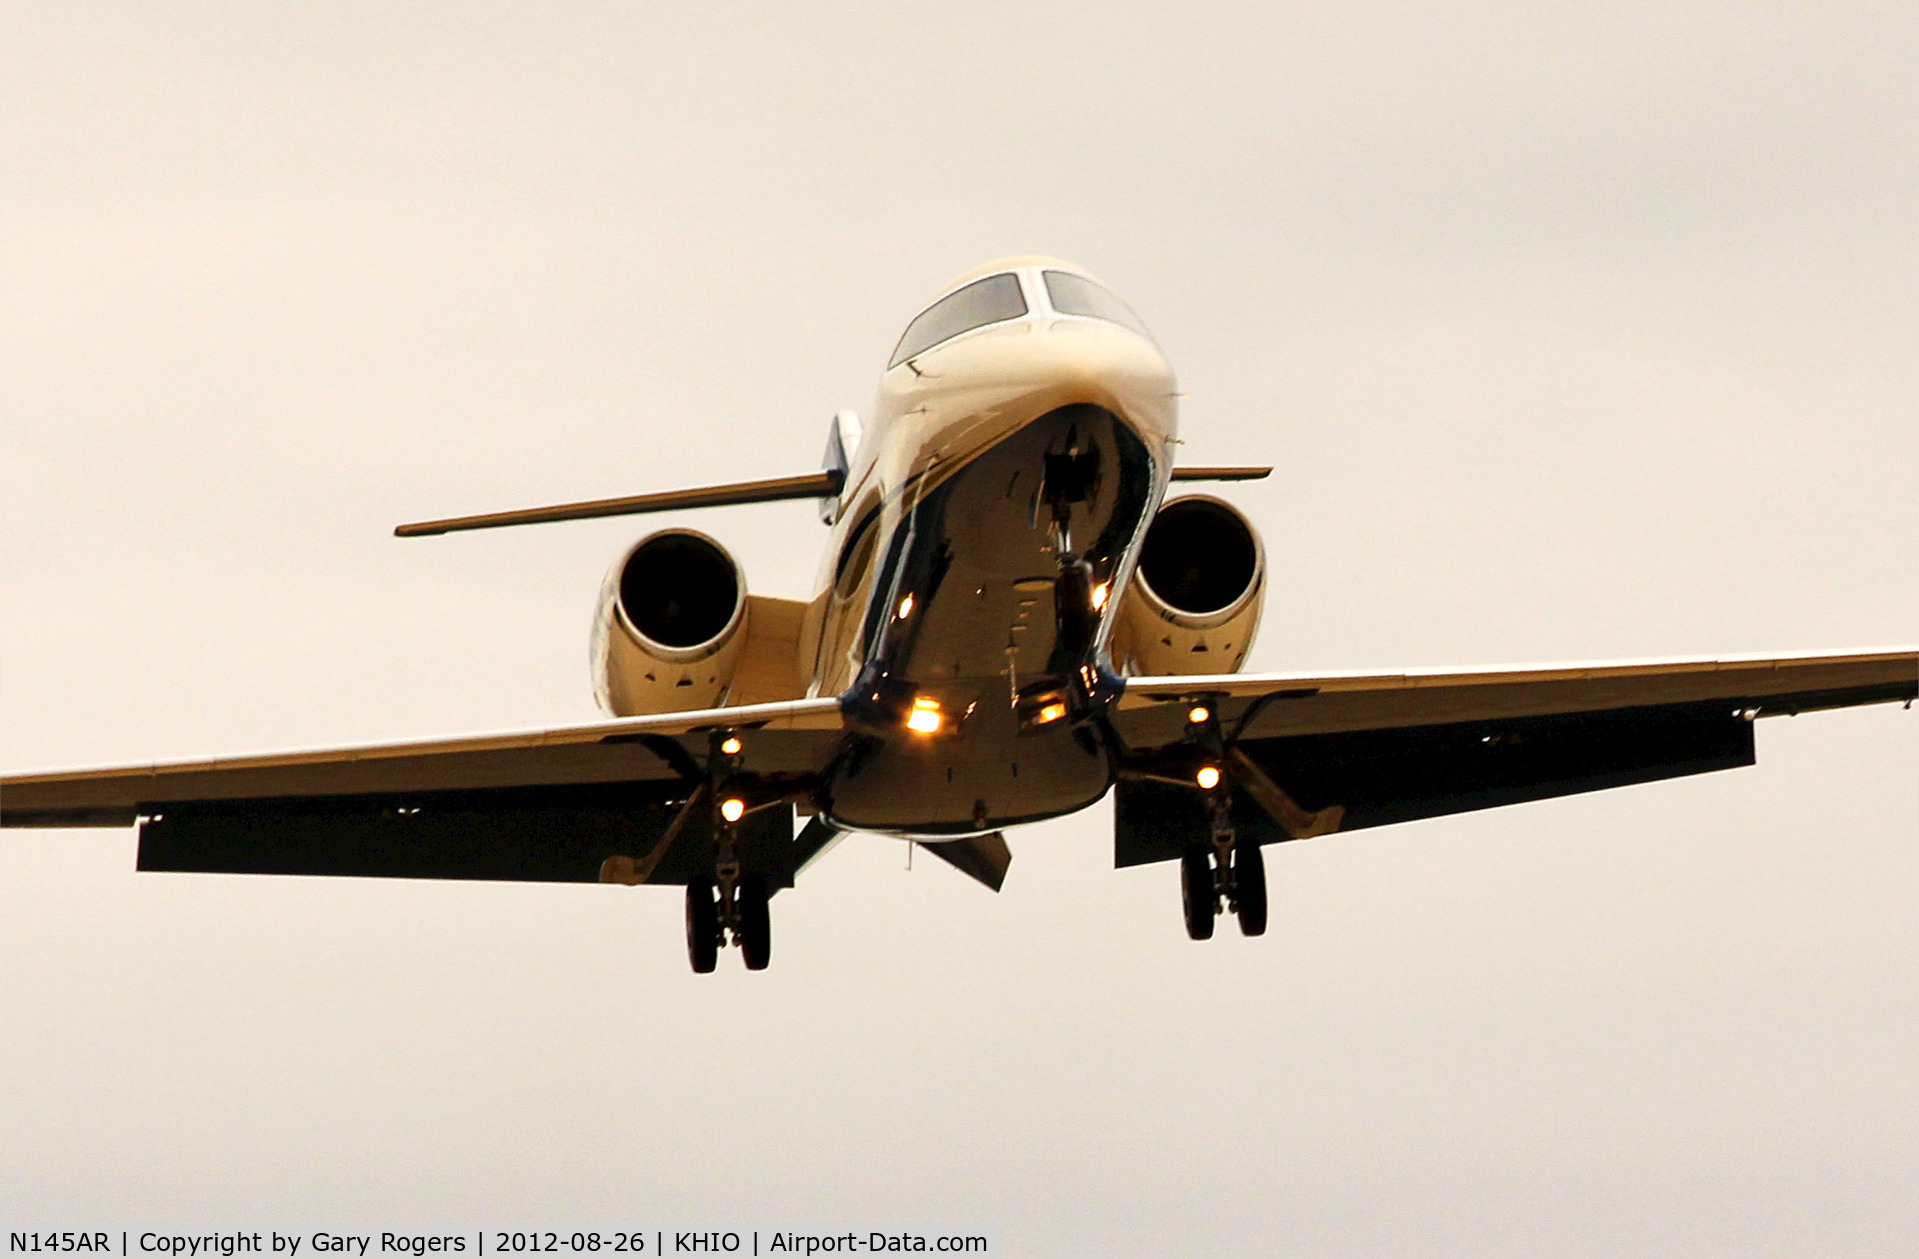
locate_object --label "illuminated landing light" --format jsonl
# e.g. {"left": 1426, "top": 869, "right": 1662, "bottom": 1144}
{"left": 1187, "top": 705, "right": 1210, "bottom": 725}
{"left": 907, "top": 696, "right": 943, "bottom": 734}
{"left": 1196, "top": 765, "right": 1221, "bottom": 790}
{"left": 1035, "top": 701, "right": 1068, "bottom": 725}
{"left": 720, "top": 736, "right": 742, "bottom": 755}
{"left": 896, "top": 594, "right": 915, "bottom": 620}
{"left": 719, "top": 797, "right": 746, "bottom": 823}
{"left": 1091, "top": 582, "right": 1110, "bottom": 611}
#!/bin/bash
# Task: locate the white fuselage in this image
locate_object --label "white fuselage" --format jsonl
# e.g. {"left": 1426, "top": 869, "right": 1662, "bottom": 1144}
{"left": 798, "top": 259, "right": 1181, "bottom": 835}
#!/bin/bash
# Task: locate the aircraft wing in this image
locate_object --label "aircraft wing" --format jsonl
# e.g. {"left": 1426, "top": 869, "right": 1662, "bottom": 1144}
{"left": 0, "top": 698, "right": 847, "bottom": 886}
{"left": 1106, "top": 649, "right": 1917, "bottom": 867}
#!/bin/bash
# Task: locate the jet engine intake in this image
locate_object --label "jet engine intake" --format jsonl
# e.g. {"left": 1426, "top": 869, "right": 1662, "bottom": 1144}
{"left": 1108, "top": 495, "right": 1264, "bottom": 675}
{"left": 593, "top": 529, "right": 749, "bottom": 715}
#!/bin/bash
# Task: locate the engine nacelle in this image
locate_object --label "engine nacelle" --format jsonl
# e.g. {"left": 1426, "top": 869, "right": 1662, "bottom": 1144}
{"left": 592, "top": 529, "right": 749, "bottom": 716}
{"left": 1108, "top": 494, "right": 1264, "bottom": 676}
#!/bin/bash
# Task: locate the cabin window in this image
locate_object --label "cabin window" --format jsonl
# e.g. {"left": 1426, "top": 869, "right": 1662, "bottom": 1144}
{"left": 1041, "top": 270, "right": 1152, "bottom": 340}
{"left": 889, "top": 273, "right": 1028, "bottom": 368}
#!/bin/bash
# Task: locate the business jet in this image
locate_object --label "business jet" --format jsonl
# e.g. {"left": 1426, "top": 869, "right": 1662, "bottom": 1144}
{"left": 5, "top": 257, "right": 1913, "bottom": 972}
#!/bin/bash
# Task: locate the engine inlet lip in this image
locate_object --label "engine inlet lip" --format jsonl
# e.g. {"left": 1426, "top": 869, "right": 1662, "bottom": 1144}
{"left": 1132, "top": 493, "right": 1264, "bottom": 626}
{"left": 613, "top": 527, "right": 747, "bottom": 663}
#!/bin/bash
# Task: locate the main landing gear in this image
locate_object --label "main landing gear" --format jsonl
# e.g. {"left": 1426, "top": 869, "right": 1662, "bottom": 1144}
{"left": 685, "top": 872, "right": 770, "bottom": 973}
{"left": 1176, "top": 704, "right": 1268, "bottom": 941}
{"left": 1180, "top": 792, "right": 1268, "bottom": 941}
{"left": 684, "top": 730, "right": 774, "bottom": 974}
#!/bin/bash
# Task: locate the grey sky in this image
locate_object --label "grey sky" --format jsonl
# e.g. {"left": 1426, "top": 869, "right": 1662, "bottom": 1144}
{"left": 2, "top": 5, "right": 1915, "bottom": 1254}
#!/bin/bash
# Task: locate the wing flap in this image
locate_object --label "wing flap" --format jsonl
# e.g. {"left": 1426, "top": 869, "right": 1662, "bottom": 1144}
{"left": 136, "top": 780, "right": 797, "bottom": 887}
{"left": 1116, "top": 700, "right": 1757, "bottom": 867}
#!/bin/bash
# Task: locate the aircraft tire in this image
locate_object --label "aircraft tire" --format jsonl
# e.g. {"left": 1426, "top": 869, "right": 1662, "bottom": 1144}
{"left": 1180, "top": 847, "right": 1215, "bottom": 941}
{"left": 737, "top": 875, "right": 772, "bottom": 971}
{"left": 685, "top": 878, "right": 719, "bottom": 974}
{"left": 1235, "top": 842, "right": 1268, "bottom": 937}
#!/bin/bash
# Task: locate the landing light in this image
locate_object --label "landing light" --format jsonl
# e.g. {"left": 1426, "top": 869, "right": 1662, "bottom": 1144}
{"left": 907, "top": 696, "right": 943, "bottom": 734}
{"left": 1035, "top": 701, "right": 1068, "bottom": 725}
{"left": 1187, "top": 705, "right": 1210, "bottom": 725}
{"left": 897, "top": 594, "right": 915, "bottom": 620}
{"left": 1196, "top": 765, "right": 1221, "bottom": 790}
{"left": 720, "top": 736, "right": 742, "bottom": 755}
{"left": 1091, "top": 582, "right": 1110, "bottom": 611}
{"left": 719, "top": 797, "right": 746, "bottom": 823}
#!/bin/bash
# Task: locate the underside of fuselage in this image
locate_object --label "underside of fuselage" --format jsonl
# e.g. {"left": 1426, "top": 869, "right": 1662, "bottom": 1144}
{"left": 825, "top": 403, "right": 1157, "bottom": 835}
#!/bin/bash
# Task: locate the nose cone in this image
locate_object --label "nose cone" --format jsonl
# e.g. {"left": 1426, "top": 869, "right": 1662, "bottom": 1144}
{"left": 889, "top": 314, "right": 1174, "bottom": 405}
{"left": 1026, "top": 315, "right": 1173, "bottom": 396}
{"left": 876, "top": 314, "right": 1178, "bottom": 474}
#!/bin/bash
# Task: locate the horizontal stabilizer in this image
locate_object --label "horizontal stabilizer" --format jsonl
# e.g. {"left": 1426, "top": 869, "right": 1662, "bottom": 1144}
{"left": 395, "top": 465, "right": 1265, "bottom": 536}
{"left": 1169, "top": 465, "right": 1272, "bottom": 482}
{"left": 396, "top": 470, "right": 845, "bottom": 536}
{"left": 922, "top": 832, "right": 1012, "bottom": 891}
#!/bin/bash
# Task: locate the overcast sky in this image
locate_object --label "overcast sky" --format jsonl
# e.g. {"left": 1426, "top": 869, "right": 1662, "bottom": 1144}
{"left": 2, "top": 4, "right": 1915, "bottom": 1254}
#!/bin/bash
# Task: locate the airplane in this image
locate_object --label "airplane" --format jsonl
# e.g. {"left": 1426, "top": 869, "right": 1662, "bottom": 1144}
{"left": 3, "top": 256, "right": 1913, "bottom": 974}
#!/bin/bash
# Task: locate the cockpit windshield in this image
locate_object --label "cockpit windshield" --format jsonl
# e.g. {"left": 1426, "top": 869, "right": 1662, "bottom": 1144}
{"left": 1041, "top": 270, "right": 1153, "bottom": 340}
{"left": 889, "top": 273, "right": 1028, "bottom": 368}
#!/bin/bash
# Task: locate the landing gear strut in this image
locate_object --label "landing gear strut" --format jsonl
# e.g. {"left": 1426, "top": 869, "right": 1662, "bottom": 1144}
{"left": 1040, "top": 437, "right": 1112, "bottom": 717}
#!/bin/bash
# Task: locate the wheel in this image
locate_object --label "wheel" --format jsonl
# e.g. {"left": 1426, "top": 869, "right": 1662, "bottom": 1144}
{"left": 1234, "top": 842, "right": 1268, "bottom": 937}
{"left": 685, "top": 878, "right": 719, "bottom": 974}
{"left": 736, "top": 875, "right": 772, "bottom": 971}
{"left": 1179, "top": 847, "right": 1215, "bottom": 941}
